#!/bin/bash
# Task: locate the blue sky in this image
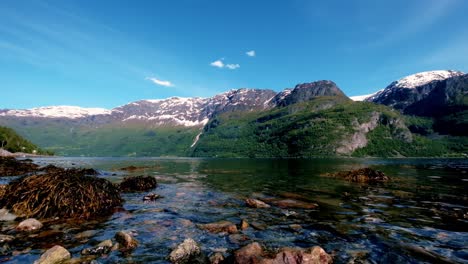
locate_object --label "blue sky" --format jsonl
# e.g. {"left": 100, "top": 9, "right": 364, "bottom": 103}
{"left": 1, "top": 0, "right": 467, "bottom": 109}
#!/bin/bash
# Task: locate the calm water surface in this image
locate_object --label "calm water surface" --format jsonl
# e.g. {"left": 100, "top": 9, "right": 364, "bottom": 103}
{"left": 1, "top": 157, "right": 467, "bottom": 263}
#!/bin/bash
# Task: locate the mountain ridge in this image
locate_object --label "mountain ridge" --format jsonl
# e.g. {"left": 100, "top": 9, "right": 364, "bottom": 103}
{"left": 0, "top": 72, "right": 466, "bottom": 157}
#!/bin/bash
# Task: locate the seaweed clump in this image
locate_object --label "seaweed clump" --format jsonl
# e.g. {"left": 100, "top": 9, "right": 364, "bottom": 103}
{"left": 331, "top": 168, "right": 389, "bottom": 183}
{"left": 0, "top": 167, "right": 122, "bottom": 219}
{"left": 0, "top": 157, "right": 39, "bottom": 176}
{"left": 119, "top": 176, "right": 157, "bottom": 192}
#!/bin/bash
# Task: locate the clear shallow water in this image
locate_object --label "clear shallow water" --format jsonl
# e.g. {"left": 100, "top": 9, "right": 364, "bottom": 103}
{"left": 1, "top": 157, "right": 467, "bottom": 263}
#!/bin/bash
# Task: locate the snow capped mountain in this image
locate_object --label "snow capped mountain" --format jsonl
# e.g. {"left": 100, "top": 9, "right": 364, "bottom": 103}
{"left": 390, "top": 70, "right": 464, "bottom": 89}
{"left": 0, "top": 82, "right": 347, "bottom": 128}
{"left": 113, "top": 97, "right": 209, "bottom": 126}
{"left": 0, "top": 106, "right": 111, "bottom": 119}
{"left": 364, "top": 70, "right": 465, "bottom": 111}
{"left": 0, "top": 89, "right": 277, "bottom": 127}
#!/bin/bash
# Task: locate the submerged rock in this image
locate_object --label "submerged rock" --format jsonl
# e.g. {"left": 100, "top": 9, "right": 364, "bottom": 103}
{"left": 245, "top": 198, "right": 270, "bottom": 208}
{"left": 271, "top": 199, "right": 319, "bottom": 209}
{"left": 34, "top": 245, "right": 71, "bottom": 264}
{"left": 0, "top": 167, "right": 122, "bottom": 220}
{"left": 16, "top": 218, "right": 43, "bottom": 231}
{"left": 168, "top": 238, "right": 208, "bottom": 264}
{"left": 198, "top": 220, "right": 238, "bottom": 234}
{"left": 119, "top": 176, "right": 157, "bottom": 192}
{"left": 331, "top": 168, "right": 389, "bottom": 183}
{"left": 114, "top": 231, "right": 138, "bottom": 252}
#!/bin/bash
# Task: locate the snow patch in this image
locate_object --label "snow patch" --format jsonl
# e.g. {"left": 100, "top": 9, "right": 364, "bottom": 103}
{"left": 0, "top": 106, "right": 111, "bottom": 119}
{"left": 392, "top": 70, "right": 464, "bottom": 89}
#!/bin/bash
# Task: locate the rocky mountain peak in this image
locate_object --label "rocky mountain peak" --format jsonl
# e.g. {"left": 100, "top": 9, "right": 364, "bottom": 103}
{"left": 274, "top": 80, "right": 347, "bottom": 106}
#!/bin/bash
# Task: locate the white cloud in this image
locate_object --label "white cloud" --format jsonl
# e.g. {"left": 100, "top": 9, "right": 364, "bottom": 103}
{"left": 146, "top": 77, "right": 174, "bottom": 87}
{"left": 210, "top": 59, "right": 224, "bottom": 68}
{"left": 246, "top": 50, "right": 255, "bottom": 57}
{"left": 226, "top": 64, "right": 240, "bottom": 70}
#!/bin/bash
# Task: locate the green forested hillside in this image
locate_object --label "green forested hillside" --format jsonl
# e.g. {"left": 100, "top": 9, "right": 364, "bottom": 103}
{"left": 191, "top": 99, "right": 467, "bottom": 158}
{"left": 0, "top": 119, "right": 200, "bottom": 157}
{"left": 0, "top": 126, "right": 50, "bottom": 154}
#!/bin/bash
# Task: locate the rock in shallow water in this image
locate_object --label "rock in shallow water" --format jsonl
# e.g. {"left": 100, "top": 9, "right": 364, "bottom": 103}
{"left": 16, "top": 218, "right": 43, "bottom": 231}
{"left": 245, "top": 198, "right": 270, "bottom": 208}
{"left": 169, "top": 238, "right": 209, "bottom": 264}
{"left": 33, "top": 245, "right": 71, "bottom": 264}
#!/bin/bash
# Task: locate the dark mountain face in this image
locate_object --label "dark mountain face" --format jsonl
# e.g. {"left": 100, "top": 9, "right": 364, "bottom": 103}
{"left": 273, "top": 80, "right": 348, "bottom": 107}
{"left": 369, "top": 82, "right": 439, "bottom": 111}
{"left": 404, "top": 74, "right": 468, "bottom": 117}
{"left": 367, "top": 70, "right": 465, "bottom": 113}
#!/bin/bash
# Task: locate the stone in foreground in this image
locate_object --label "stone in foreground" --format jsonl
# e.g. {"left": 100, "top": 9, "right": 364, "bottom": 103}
{"left": 34, "top": 245, "right": 71, "bottom": 264}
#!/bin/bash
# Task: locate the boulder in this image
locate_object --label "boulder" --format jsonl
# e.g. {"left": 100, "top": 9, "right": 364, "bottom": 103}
{"left": 114, "top": 231, "right": 138, "bottom": 251}
{"left": 331, "top": 168, "right": 389, "bottom": 183}
{"left": 34, "top": 245, "right": 71, "bottom": 264}
{"left": 16, "top": 218, "right": 43, "bottom": 231}
{"left": 0, "top": 167, "right": 122, "bottom": 220}
{"left": 198, "top": 221, "right": 238, "bottom": 234}
{"left": 245, "top": 198, "right": 270, "bottom": 208}
{"left": 119, "top": 176, "right": 157, "bottom": 192}
{"left": 168, "top": 238, "right": 208, "bottom": 264}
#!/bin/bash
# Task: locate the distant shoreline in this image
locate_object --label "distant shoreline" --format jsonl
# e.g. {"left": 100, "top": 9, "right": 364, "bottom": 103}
{"left": 0, "top": 148, "right": 51, "bottom": 158}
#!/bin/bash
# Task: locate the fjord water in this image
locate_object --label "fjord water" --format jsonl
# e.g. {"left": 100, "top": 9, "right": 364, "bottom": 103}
{"left": 5, "top": 157, "right": 468, "bottom": 263}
